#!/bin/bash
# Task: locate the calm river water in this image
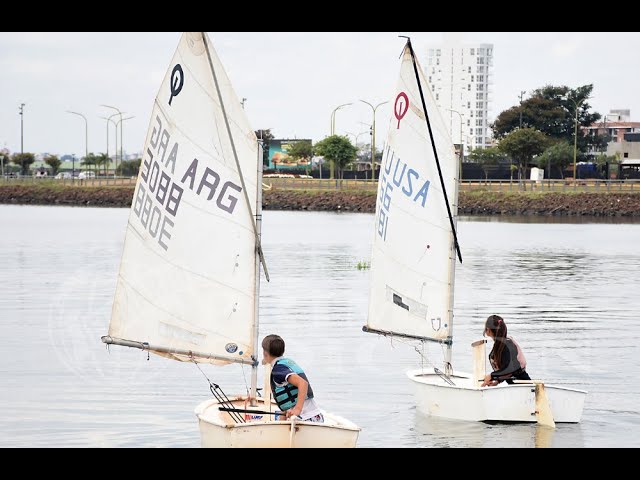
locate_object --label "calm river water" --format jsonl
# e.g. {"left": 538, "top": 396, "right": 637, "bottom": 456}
{"left": 1, "top": 205, "right": 639, "bottom": 447}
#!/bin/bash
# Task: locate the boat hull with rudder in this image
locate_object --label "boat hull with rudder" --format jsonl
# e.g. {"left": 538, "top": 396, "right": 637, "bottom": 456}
{"left": 196, "top": 397, "right": 359, "bottom": 448}
{"left": 408, "top": 369, "right": 586, "bottom": 423}
{"left": 363, "top": 37, "right": 586, "bottom": 427}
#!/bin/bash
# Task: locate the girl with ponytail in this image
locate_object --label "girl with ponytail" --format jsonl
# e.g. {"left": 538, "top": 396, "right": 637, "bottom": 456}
{"left": 481, "top": 315, "right": 531, "bottom": 387}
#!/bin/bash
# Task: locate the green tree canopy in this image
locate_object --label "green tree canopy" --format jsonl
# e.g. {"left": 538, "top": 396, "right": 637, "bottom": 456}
{"left": 117, "top": 159, "right": 142, "bottom": 177}
{"left": 255, "top": 129, "right": 274, "bottom": 167}
{"left": 491, "top": 84, "right": 601, "bottom": 160}
{"left": 467, "top": 146, "right": 506, "bottom": 180}
{"left": 535, "top": 141, "right": 573, "bottom": 179}
{"left": 287, "top": 140, "right": 313, "bottom": 161}
{"left": 498, "top": 128, "right": 549, "bottom": 182}
{"left": 82, "top": 153, "right": 98, "bottom": 173}
{"left": 594, "top": 153, "right": 617, "bottom": 179}
{"left": 313, "top": 135, "right": 357, "bottom": 179}
{"left": 44, "top": 154, "right": 61, "bottom": 175}
{"left": 94, "top": 153, "right": 110, "bottom": 176}
{"left": 11, "top": 152, "right": 36, "bottom": 175}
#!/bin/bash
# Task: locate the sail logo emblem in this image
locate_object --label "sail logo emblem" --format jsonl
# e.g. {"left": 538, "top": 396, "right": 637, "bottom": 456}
{"left": 225, "top": 343, "right": 238, "bottom": 354}
{"left": 169, "top": 64, "right": 184, "bottom": 106}
{"left": 394, "top": 92, "right": 409, "bottom": 129}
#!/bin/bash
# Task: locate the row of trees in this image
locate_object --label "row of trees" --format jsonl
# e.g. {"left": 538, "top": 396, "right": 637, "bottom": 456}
{"left": 255, "top": 129, "right": 358, "bottom": 179}
{"left": 473, "top": 84, "right": 613, "bottom": 180}
{"left": 254, "top": 84, "right": 611, "bottom": 181}
{"left": 2, "top": 152, "right": 142, "bottom": 176}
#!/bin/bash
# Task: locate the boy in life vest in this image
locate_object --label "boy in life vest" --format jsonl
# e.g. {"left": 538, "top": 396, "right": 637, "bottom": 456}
{"left": 261, "top": 334, "right": 324, "bottom": 423}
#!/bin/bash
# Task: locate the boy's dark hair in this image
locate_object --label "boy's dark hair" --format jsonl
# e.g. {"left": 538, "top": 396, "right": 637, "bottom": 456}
{"left": 262, "top": 334, "right": 285, "bottom": 357}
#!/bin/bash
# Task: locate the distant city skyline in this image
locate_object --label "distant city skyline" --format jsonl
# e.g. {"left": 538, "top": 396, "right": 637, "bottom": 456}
{"left": 1, "top": 32, "right": 639, "bottom": 157}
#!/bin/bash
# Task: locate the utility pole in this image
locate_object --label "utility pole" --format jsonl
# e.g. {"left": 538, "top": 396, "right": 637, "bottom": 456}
{"left": 518, "top": 91, "right": 526, "bottom": 128}
{"left": 360, "top": 100, "right": 389, "bottom": 181}
{"left": 19, "top": 103, "right": 26, "bottom": 154}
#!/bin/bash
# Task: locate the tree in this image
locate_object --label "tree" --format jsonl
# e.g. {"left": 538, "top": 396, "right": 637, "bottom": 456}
{"left": 44, "top": 154, "right": 61, "bottom": 175}
{"left": 255, "top": 129, "right": 274, "bottom": 167}
{"left": 286, "top": 140, "right": 313, "bottom": 163}
{"left": 467, "top": 146, "right": 506, "bottom": 180}
{"left": 498, "top": 128, "right": 548, "bottom": 185}
{"left": 11, "top": 152, "right": 35, "bottom": 175}
{"left": 491, "top": 85, "right": 601, "bottom": 160}
{"left": 536, "top": 141, "right": 573, "bottom": 179}
{"left": 117, "top": 159, "right": 142, "bottom": 177}
{"left": 594, "top": 152, "right": 617, "bottom": 179}
{"left": 82, "top": 153, "right": 97, "bottom": 173}
{"left": 313, "top": 135, "right": 357, "bottom": 180}
{"left": 94, "top": 153, "right": 110, "bottom": 176}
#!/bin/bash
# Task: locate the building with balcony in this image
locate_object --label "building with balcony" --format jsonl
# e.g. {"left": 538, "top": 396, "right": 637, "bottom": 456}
{"left": 584, "top": 109, "right": 640, "bottom": 159}
{"left": 424, "top": 34, "right": 493, "bottom": 157}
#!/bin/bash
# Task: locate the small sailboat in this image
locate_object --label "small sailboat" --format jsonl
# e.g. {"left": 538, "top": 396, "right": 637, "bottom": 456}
{"left": 102, "top": 32, "right": 359, "bottom": 447}
{"left": 363, "top": 38, "right": 586, "bottom": 425}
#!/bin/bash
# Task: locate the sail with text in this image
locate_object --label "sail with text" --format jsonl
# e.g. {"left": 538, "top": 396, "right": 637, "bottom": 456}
{"left": 104, "top": 32, "right": 261, "bottom": 366}
{"left": 365, "top": 42, "right": 459, "bottom": 344}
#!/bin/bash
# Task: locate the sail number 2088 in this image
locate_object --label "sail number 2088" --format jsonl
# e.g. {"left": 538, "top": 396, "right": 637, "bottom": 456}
{"left": 132, "top": 154, "right": 184, "bottom": 252}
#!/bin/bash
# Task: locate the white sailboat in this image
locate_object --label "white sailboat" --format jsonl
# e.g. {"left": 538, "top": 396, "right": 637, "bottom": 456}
{"left": 102, "top": 32, "right": 359, "bottom": 448}
{"left": 363, "top": 38, "right": 586, "bottom": 426}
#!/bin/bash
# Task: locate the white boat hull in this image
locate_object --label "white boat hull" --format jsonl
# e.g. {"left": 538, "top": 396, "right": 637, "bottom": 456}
{"left": 195, "top": 397, "right": 360, "bottom": 448}
{"left": 408, "top": 369, "right": 586, "bottom": 423}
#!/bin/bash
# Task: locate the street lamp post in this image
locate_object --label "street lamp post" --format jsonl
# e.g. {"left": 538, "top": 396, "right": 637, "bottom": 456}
{"left": 519, "top": 91, "right": 526, "bottom": 128}
{"left": 446, "top": 108, "right": 464, "bottom": 179}
{"left": 329, "top": 103, "right": 352, "bottom": 179}
{"left": 344, "top": 130, "right": 369, "bottom": 147}
{"left": 72, "top": 154, "right": 76, "bottom": 182}
{"left": 101, "top": 113, "right": 120, "bottom": 176}
{"left": 101, "top": 104, "right": 123, "bottom": 175}
{"left": 360, "top": 100, "right": 389, "bottom": 181}
{"left": 344, "top": 131, "right": 369, "bottom": 176}
{"left": 564, "top": 95, "right": 587, "bottom": 185}
{"left": 116, "top": 116, "right": 135, "bottom": 170}
{"left": 330, "top": 103, "right": 352, "bottom": 136}
{"left": 67, "top": 111, "right": 88, "bottom": 162}
{"left": 19, "top": 103, "right": 25, "bottom": 155}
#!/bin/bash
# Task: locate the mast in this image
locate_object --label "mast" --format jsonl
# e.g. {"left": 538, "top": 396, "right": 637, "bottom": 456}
{"left": 404, "top": 37, "right": 461, "bottom": 375}
{"left": 444, "top": 150, "right": 461, "bottom": 375}
{"left": 202, "top": 32, "right": 268, "bottom": 399}
{"left": 250, "top": 140, "right": 265, "bottom": 406}
{"left": 202, "top": 33, "right": 269, "bottom": 281}
{"left": 404, "top": 38, "right": 462, "bottom": 264}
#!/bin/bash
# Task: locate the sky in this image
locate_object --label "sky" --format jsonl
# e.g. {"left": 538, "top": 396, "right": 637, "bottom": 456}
{"left": 0, "top": 31, "right": 639, "bottom": 157}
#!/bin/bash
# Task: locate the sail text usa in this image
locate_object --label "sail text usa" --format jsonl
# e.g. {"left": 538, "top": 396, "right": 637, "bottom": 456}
{"left": 133, "top": 115, "right": 243, "bottom": 251}
{"left": 377, "top": 146, "right": 431, "bottom": 241}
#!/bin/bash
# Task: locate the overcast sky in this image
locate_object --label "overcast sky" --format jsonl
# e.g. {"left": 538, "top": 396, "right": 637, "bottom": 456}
{"left": 0, "top": 32, "right": 638, "bottom": 157}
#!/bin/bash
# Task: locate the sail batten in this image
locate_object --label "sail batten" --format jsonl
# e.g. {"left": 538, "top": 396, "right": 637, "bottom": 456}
{"left": 107, "top": 32, "right": 260, "bottom": 366}
{"left": 366, "top": 41, "right": 458, "bottom": 343}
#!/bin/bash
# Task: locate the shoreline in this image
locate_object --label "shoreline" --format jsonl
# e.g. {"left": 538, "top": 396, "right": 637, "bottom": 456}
{"left": 2, "top": 184, "right": 640, "bottom": 216}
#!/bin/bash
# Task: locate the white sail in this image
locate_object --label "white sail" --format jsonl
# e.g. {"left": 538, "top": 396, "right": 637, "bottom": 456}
{"left": 366, "top": 44, "right": 458, "bottom": 342}
{"left": 107, "top": 32, "right": 259, "bottom": 365}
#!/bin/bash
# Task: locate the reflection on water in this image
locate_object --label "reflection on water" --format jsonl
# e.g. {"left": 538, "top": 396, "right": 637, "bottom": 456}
{"left": 412, "top": 410, "right": 582, "bottom": 448}
{"left": 1, "top": 206, "right": 639, "bottom": 447}
{"left": 461, "top": 214, "right": 640, "bottom": 224}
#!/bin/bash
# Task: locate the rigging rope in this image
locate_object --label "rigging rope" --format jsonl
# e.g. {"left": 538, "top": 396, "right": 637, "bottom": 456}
{"left": 193, "top": 361, "right": 245, "bottom": 424}
{"left": 391, "top": 337, "right": 456, "bottom": 387}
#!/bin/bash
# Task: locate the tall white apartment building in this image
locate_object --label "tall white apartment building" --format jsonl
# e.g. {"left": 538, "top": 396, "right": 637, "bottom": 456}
{"left": 424, "top": 36, "right": 493, "bottom": 156}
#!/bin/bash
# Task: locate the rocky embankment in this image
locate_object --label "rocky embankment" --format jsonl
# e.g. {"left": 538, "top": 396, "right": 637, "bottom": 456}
{"left": 2, "top": 184, "right": 640, "bottom": 216}
{"left": 0, "top": 185, "right": 133, "bottom": 207}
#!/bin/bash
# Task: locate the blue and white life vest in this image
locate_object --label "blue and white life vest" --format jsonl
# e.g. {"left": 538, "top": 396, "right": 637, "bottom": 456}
{"left": 270, "top": 358, "right": 314, "bottom": 411}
